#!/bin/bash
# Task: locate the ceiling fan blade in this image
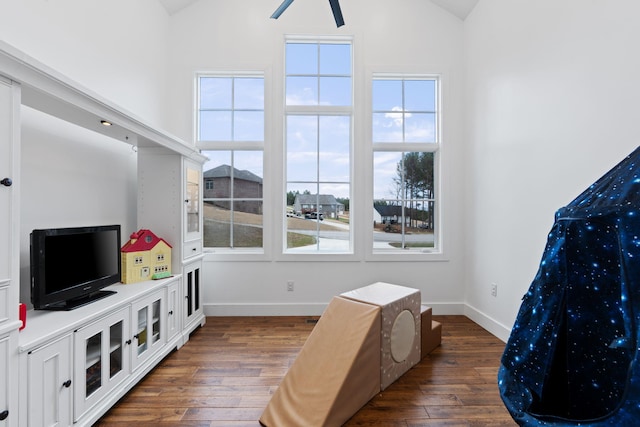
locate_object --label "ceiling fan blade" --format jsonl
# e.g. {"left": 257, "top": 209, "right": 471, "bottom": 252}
{"left": 328, "top": 0, "right": 344, "bottom": 27}
{"left": 271, "top": 0, "right": 295, "bottom": 19}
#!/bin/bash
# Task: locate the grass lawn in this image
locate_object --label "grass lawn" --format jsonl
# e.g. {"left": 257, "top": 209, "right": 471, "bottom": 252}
{"left": 203, "top": 204, "right": 340, "bottom": 248}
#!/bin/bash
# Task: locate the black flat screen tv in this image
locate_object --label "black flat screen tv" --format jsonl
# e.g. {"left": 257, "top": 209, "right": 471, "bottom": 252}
{"left": 30, "top": 224, "right": 121, "bottom": 310}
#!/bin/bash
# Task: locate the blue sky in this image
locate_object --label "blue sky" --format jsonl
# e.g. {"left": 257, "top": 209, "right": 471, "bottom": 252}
{"left": 199, "top": 43, "right": 437, "bottom": 203}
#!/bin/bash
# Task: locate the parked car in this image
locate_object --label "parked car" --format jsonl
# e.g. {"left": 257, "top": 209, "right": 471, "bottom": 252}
{"left": 305, "top": 211, "right": 324, "bottom": 220}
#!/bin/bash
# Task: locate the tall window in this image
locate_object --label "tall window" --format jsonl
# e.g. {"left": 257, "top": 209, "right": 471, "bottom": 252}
{"left": 372, "top": 76, "right": 439, "bottom": 252}
{"left": 197, "top": 74, "right": 264, "bottom": 250}
{"left": 284, "top": 40, "right": 352, "bottom": 253}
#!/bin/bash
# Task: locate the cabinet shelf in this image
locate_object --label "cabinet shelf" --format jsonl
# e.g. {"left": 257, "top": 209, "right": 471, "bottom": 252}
{"left": 85, "top": 349, "right": 101, "bottom": 368}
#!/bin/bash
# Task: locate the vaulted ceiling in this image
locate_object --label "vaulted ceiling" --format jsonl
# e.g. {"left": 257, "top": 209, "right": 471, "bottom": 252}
{"left": 158, "top": 0, "right": 479, "bottom": 21}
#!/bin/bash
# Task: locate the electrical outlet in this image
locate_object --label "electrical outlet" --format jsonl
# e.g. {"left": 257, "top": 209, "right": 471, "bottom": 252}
{"left": 491, "top": 283, "right": 498, "bottom": 297}
{"left": 287, "top": 280, "right": 294, "bottom": 292}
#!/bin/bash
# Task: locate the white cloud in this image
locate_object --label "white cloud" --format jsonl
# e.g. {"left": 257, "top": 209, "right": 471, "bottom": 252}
{"left": 385, "top": 106, "right": 411, "bottom": 127}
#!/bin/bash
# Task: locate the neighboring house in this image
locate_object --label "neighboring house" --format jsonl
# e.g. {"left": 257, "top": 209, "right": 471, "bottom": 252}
{"left": 121, "top": 229, "right": 172, "bottom": 284}
{"left": 294, "top": 194, "right": 344, "bottom": 219}
{"left": 203, "top": 164, "right": 263, "bottom": 214}
{"left": 373, "top": 205, "right": 411, "bottom": 226}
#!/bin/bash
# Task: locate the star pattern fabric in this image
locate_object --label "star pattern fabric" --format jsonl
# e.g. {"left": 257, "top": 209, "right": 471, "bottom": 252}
{"left": 499, "top": 146, "right": 640, "bottom": 426}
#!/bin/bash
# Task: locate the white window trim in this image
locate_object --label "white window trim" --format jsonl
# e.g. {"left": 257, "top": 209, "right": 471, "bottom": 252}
{"left": 197, "top": 51, "right": 451, "bottom": 263}
{"left": 280, "top": 36, "right": 356, "bottom": 259}
{"left": 365, "top": 70, "right": 448, "bottom": 262}
{"left": 196, "top": 69, "right": 273, "bottom": 261}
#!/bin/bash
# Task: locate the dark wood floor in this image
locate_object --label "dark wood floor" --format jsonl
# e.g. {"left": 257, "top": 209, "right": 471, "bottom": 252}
{"left": 95, "top": 315, "right": 516, "bottom": 426}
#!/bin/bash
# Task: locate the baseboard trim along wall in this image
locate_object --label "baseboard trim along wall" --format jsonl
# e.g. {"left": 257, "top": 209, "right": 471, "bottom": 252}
{"left": 203, "top": 302, "right": 511, "bottom": 343}
{"left": 463, "top": 304, "right": 512, "bottom": 343}
{"left": 204, "top": 302, "right": 464, "bottom": 317}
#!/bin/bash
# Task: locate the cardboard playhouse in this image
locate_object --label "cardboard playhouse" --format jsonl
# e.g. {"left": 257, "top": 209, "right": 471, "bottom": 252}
{"left": 259, "top": 282, "right": 441, "bottom": 427}
{"left": 499, "top": 146, "right": 640, "bottom": 426}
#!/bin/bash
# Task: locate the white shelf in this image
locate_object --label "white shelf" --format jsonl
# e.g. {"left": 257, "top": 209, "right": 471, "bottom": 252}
{"left": 85, "top": 350, "right": 100, "bottom": 369}
{"left": 18, "top": 276, "right": 179, "bottom": 353}
{"left": 0, "top": 41, "right": 207, "bottom": 162}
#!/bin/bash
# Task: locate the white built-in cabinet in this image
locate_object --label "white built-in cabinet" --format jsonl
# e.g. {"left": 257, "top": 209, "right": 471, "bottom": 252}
{"left": 20, "top": 278, "right": 179, "bottom": 427}
{"left": 0, "top": 42, "right": 208, "bottom": 426}
{"left": 25, "top": 334, "right": 72, "bottom": 427}
{"left": 0, "top": 72, "right": 20, "bottom": 426}
{"left": 0, "top": 335, "right": 16, "bottom": 426}
{"left": 130, "top": 290, "right": 164, "bottom": 372}
{"left": 166, "top": 279, "right": 181, "bottom": 342}
{"left": 182, "top": 161, "right": 205, "bottom": 337}
{"left": 73, "top": 307, "right": 129, "bottom": 421}
{"left": 183, "top": 260, "right": 203, "bottom": 334}
{"left": 138, "top": 152, "right": 206, "bottom": 343}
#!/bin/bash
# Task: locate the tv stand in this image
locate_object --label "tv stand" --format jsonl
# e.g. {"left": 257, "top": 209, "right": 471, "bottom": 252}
{"left": 40, "top": 290, "right": 117, "bottom": 311}
{"left": 18, "top": 277, "right": 192, "bottom": 426}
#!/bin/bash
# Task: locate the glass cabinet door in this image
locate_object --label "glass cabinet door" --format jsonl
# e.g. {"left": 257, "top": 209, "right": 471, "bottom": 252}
{"left": 151, "top": 299, "right": 161, "bottom": 345}
{"left": 184, "top": 262, "right": 202, "bottom": 330}
{"left": 185, "top": 267, "right": 200, "bottom": 317}
{"left": 74, "top": 308, "right": 129, "bottom": 422}
{"left": 109, "top": 320, "right": 123, "bottom": 379}
{"left": 85, "top": 332, "right": 102, "bottom": 397}
{"left": 131, "top": 290, "right": 165, "bottom": 372}
{"left": 183, "top": 159, "right": 203, "bottom": 259}
{"left": 185, "top": 167, "right": 200, "bottom": 236}
{"left": 136, "top": 306, "right": 148, "bottom": 356}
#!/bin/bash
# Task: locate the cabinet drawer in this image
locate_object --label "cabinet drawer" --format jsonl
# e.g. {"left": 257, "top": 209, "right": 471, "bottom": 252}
{"left": 183, "top": 240, "right": 201, "bottom": 259}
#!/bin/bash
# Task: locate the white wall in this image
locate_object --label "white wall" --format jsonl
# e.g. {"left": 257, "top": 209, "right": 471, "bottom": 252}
{"left": 166, "top": 0, "right": 469, "bottom": 315}
{"left": 0, "top": 0, "right": 170, "bottom": 127}
{"left": 18, "top": 106, "right": 138, "bottom": 307}
{"left": 464, "top": 0, "right": 640, "bottom": 340}
{"left": 1, "top": 0, "right": 171, "bottom": 306}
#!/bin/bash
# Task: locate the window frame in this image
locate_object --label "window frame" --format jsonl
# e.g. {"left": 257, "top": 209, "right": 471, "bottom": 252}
{"left": 281, "top": 36, "right": 355, "bottom": 258}
{"left": 366, "top": 72, "right": 445, "bottom": 262}
{"left": 195, "top": 49, "right": 448, "bottom": 263}
{"left": 196, "top": 71, "right": 269, "bottom": 259}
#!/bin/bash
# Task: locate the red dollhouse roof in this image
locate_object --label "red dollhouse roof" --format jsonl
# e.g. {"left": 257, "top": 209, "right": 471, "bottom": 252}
{"left": 121, "top": 229, "right": 172, "bottom": 252}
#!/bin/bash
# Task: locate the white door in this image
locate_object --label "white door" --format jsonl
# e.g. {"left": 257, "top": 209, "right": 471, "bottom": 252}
{"left": 27, "top": 335, "right": 73, "bottom": 427}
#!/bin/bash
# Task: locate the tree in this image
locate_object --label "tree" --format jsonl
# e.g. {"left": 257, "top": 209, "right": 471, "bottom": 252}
{"left": 395, "top": 152, "right": 434, "bottom": 228}
{"left": 336, "top": 197, "right": 350, "bottom": 212}
{"left": 286, "top": 190, "right": 299, "bottom": 206}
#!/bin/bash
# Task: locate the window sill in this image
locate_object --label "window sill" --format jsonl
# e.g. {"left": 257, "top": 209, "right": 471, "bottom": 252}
{"left": 366, "top": 249, "right": 449, "bottom": 262}
{"left": 203, "top": 248, "right": 269, "bottom": 262}
{"left": 202, "top": 247, "right": 449, "bottom": 263}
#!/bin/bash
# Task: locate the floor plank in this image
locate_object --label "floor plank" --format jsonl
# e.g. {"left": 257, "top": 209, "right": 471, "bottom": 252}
{"left": 95, "top": 315, "right": 516, "bottom": 426}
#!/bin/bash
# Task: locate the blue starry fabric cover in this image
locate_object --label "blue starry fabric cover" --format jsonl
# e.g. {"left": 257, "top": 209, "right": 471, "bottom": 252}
{"left": 499, "top": 147, "right": 640, "bottom": 426}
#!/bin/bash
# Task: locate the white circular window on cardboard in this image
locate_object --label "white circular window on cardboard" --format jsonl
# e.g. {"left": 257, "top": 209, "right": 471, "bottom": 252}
{"left": 390, "top": 309, "right": 416, "bottom": 362}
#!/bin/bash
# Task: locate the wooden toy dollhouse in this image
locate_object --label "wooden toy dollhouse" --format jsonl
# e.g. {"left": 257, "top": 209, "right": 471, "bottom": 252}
{"left": 121, "top": 229, "right": 172, "bottom": 283}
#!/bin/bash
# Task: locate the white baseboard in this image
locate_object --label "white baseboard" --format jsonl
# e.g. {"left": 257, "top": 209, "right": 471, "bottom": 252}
{"left": 204, "top": 302, "right": 512, "bottom": 342}
{"left": 204, "top": 303, "right": 327, "bottom": 317}
{"left": 204, "top": 302, "right": 465, "bottom": 318}
{"left": 463, "top": 304, "right": 512, "bottom": 343}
